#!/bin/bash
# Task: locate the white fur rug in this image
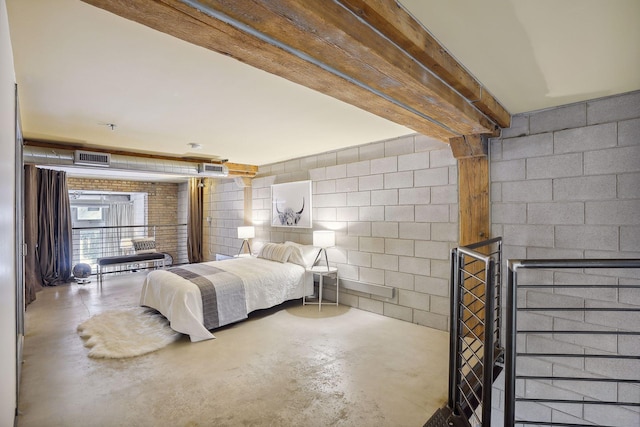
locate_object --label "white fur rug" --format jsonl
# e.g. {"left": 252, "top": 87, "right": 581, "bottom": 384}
{"left": 77, "top": 307, "right": 181, "bottom": 358}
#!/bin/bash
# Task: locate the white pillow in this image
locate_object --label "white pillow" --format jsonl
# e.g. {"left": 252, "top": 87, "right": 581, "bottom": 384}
{"left": 286, "top": 245, "right": 306, "bottom": 267}
{"left": 131, "top": 237, "right": 157, "bottom": 254}
{"left": 258, "top": 243, "right": 293, "bottom": 263}
{"left": 284, "top": 241, "right": 320, "bottom": 268}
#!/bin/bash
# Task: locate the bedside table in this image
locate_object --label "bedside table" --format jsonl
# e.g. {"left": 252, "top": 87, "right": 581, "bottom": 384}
{"left": 304, "top": 266, "right": 339, "bottom": 311}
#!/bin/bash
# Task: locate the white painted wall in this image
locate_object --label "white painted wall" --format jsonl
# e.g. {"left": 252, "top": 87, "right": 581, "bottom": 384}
{"left": 0, "top": 0, "right": 17, "bottom": 425}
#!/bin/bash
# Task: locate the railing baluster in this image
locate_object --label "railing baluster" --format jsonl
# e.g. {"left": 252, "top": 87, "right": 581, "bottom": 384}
{"left": 71, "top": 223, "right": 188, "bottom": 274}
{"left": 448, "top": 248, "right": 460, "bottom": 411}
{"left": 505, "top": 260, "right": 518, "bottom": 427}
{"left": 504, "top": 258, "right": 640, "bottom": 427}
{"left": 448, "top": 238, "right": 503, "bottom": 426}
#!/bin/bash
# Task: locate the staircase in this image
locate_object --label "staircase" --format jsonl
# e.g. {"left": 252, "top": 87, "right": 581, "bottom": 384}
{"left": 425, "top": 252, "right": 640, "bottom": 427}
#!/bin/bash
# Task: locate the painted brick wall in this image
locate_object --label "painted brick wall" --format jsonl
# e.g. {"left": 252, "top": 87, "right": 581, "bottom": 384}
{"left": 490, "top": 91, "right": 640, "bottom": 426}
{"left": 206, "top": 134, "right": 459, "bottom": 331}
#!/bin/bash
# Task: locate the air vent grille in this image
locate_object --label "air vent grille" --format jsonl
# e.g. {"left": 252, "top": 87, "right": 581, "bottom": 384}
{"left": 198, "top": 163, "right": 229, "bottom": 176}
{"left": 74, "top": 150, "right": 111, "bottom": 167}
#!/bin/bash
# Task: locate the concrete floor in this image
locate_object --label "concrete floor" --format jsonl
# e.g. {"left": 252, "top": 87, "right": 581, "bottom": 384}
{"left": 17, "top": 271, "right": 449, "bottom": 427}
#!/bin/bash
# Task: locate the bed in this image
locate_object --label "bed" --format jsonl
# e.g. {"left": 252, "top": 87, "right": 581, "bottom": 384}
{"left": 140, "top": 242, "right": 318, "bottom": 342}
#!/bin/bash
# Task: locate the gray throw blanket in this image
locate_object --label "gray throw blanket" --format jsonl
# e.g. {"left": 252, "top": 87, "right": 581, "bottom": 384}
{"left": 167, "top": 264, "right": 247, "bottom": 330}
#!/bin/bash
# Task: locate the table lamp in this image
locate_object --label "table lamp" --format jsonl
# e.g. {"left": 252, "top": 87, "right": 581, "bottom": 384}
{"left": 313, "top": 230, "right": 335, "bottom": 270}
{"left": 237, "top": 226, "right": 255, "bottom": 255}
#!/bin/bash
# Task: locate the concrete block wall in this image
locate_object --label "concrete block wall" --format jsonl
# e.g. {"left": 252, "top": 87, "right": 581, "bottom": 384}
{"left": 204, "top": 178, "right": 247, "bottom": 258}
{"left": 230, "top": 134, "right": 458, "bottom": 331}
{"left": 490, "top": 90, "right": 640, "bottom": 426}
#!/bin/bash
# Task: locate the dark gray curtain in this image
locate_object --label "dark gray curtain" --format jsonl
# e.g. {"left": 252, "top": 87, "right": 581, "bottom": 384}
{"left": 187, "top": 178, "right": 204, "bottom": 263}
{"left": 37, "top": 168, "right": 73, "bottom": 286}
{"left": 23, "top": 165, "right": 42, "bottom": 305}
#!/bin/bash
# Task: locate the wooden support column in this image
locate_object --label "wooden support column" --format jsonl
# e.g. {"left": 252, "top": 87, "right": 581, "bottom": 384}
{"left": 451, "top": 134, "right": 491, "bottom": 342}
{"left": 450, "top": 134, "right": 490, "bottom": 246}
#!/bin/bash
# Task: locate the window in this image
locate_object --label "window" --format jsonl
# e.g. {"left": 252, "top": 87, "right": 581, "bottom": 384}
{"left": 76, "top": 206, "right": 104, "bottom": 221}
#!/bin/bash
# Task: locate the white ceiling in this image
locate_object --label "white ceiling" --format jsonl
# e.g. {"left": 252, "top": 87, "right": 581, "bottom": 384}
{"left": 402, "top": 0, "right": 640, "bottom": 113}
{"left": 7, "top": 0, "right": 640, "bottom": 168}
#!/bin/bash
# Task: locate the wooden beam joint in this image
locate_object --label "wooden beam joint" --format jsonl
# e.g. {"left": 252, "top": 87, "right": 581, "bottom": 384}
{"left": 449, "top": 134, "right": 489, "bottom": 159}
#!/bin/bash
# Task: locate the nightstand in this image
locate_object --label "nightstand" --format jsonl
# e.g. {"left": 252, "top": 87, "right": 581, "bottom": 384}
{"left": 304, "top": 266, "right": 339, "bottom": 311}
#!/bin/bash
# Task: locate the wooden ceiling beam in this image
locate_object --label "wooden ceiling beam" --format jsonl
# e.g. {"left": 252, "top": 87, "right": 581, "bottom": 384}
{"left": 224, "top": 163, "right": 259, "bottom": 177}
{"left": 81, "top": 0, "right": 506, "bottom": 142}
{"left": 338, "top": 0, "right": 511, "bottom": 129}
{"left": 81, "top": 0, "right": 455, "bottom": 141}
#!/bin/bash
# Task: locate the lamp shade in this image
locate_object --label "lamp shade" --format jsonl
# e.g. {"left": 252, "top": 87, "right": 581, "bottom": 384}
{"left": 237, "top": 226, "right": 255, "bottom": 239}
{"left": 313, "top": 230, "right": 335, "bottom": 248}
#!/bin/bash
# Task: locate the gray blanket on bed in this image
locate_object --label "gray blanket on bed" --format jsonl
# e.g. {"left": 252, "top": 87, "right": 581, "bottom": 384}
{"left": 167, "top": 264, "right": 247, "bottom": 330}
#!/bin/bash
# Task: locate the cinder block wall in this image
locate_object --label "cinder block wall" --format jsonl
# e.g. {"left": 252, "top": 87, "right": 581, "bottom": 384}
{"left": 490, "top": 90, "right": 640, "bottom": 426}
{"left": 205, "top": 134, "right": 459, "bottom": 330}
{"left": 205, "top": 179, "right": 247, "bottom": 258}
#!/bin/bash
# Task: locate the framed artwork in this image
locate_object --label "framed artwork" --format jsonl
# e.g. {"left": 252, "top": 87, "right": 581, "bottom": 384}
{"left": 271, "top": 180, "right": 312, "bottom": 228}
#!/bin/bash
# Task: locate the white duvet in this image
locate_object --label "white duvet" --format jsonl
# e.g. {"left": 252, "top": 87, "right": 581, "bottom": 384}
{"left": 140, "top": 257, "right": 312, "bottom": 342}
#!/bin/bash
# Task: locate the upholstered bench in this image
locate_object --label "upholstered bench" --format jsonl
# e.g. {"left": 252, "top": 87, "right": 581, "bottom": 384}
{"left": 96, "top": 252, "right": 165, "bottom": 289}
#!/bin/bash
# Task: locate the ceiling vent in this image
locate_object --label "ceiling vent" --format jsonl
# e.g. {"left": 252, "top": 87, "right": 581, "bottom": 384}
{"left": 198, "top": 163, "right": 229, "bottom": 177}
{"left": 74, "top": 150, "right": 111, "bottom": 167}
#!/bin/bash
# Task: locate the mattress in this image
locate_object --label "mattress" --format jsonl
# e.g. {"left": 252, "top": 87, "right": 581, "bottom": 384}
{"left": 140, "top": 256, "right": 312, "bottom": 342}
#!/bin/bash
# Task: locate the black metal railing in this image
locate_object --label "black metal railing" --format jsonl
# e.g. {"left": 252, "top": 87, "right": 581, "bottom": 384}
{"left": 505, "top": 259, "right": 640, "bottom": 427}
{"left": 449, "top": 237, "right": 503, "bottom": 426}
{"left": 72, "top": 223, "right": 188, "bottom": 273}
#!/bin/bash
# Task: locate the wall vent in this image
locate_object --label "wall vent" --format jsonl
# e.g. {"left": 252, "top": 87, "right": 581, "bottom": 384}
{"left": 198, "top": 163, "right": 229, "bottom": 176}
{"left": 74, "top": 150, "right": 111, "bottom": 167}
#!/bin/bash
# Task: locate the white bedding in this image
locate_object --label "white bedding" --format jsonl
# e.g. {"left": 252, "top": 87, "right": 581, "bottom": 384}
{"left": 140, "top": 257, "right": 312, "bottom": 342}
